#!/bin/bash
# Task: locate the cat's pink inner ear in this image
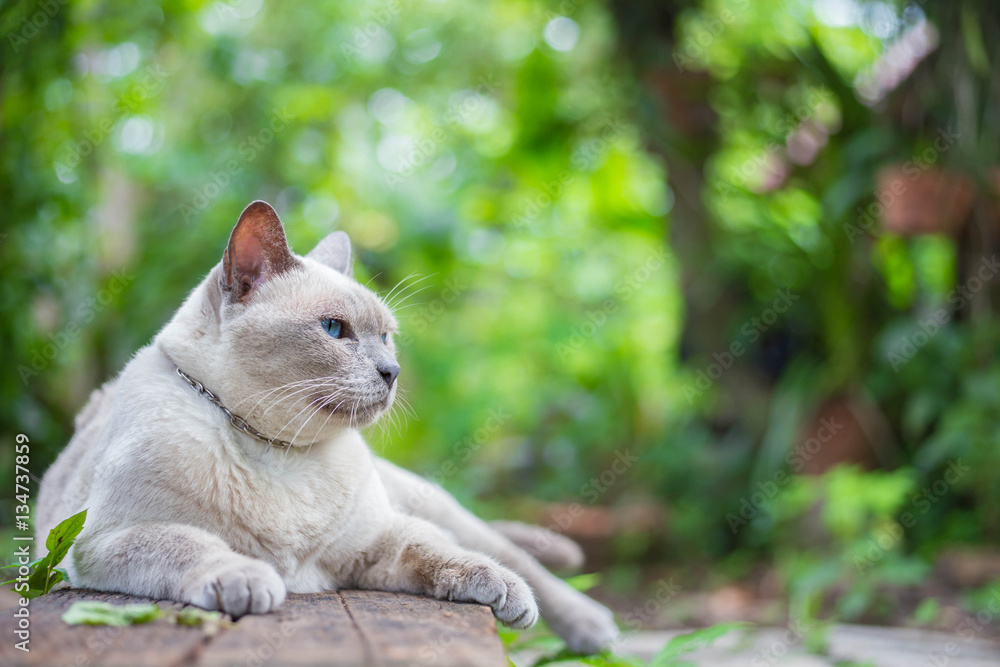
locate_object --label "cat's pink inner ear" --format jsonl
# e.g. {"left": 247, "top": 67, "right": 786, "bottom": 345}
{"left": 223, "top": 201, "right": 296, "bottom": 303}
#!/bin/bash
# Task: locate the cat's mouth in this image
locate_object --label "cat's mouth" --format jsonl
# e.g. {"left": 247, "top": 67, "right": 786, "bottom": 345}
{"left": 312, "top": 392, "right": 389, "bottom": 422}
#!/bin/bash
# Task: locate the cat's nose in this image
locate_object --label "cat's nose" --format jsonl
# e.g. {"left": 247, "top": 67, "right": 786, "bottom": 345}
{"left": 378, "top": 361, "right": 400, "bottom": 387}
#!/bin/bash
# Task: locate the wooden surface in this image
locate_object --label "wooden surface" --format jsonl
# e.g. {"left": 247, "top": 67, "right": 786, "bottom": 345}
{"left": 0, "top": 589, "right": 508, "bottom": 667}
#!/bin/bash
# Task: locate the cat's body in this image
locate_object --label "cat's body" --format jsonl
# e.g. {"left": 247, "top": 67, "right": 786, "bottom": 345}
{"left": 36, "top": 201, "right": 617, "bottom": 653}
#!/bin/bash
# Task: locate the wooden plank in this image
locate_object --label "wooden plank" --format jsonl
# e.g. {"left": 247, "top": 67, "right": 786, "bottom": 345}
{"left": 0, "top": 589, "right": 508, "bottom": 667}
{"left": 0, "top": 590, "right": 206, "bottom": 667}
{"left": 192, "top": 590, "right": 367, "bottom": 667}
{"left": 339, "top": 589, "right": 508, "bottom": 667}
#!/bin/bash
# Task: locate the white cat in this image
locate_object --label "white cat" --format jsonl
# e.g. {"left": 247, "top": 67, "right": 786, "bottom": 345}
{"left": 36, "top": 201, "right": 618, "bottom": 653}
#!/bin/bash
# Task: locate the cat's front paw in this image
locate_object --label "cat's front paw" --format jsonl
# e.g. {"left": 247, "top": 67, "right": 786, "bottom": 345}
{"left": 183, "top": 558, "right": 287, "bottom": 617}
{"left": 443, "top": 559, "right": 539, "bottom": 629}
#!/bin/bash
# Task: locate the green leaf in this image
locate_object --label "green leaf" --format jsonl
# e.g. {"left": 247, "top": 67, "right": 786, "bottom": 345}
{"left": 2, "top": 557, "right": 45, "bottom": 570}
{"left": 44, "top": 569, "right": 65, "bottom": 591}
{"left": 27, "top": 561, "right": 53, "bottom": 594}
{"left": 175, "top": 607, "right": 223, "bottom": 626}
{"left": 564, "top": 572, "right": 602, "bottom": 592}
{"left": 532, "top": 648, "right": 644, "bottom": 666}
{"left": 912, "top": 597, "right": 941, "bottom": 626}
{"left": 45, "top": 509, "right": 88, "bottom": 566}
{"left": 175, "top": 606, "right": 230, "bottom": 636}
{"left": 63, "top": 601, "right": 162, "bottom": 626}
{"left": 649, "top": 623, "right": 751, "bottom": 667}
{"left": 497, "top": 625, "right": 519, "bottom": 647}
{"left": 3, "top": 509, "right": 88, "bottom": 599}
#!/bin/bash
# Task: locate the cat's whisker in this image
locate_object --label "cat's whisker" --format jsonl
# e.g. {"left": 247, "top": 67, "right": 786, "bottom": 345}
{"left": 386, "top": 285, "right": 434, "bottom": 313}
{"left": 380, "top": 271, "right": 422, "bottom": 307}
{"left": 236, "top": 374, "right": 343, "bottom": 405}
{"left": 272, "top": 389, "right": 352, "bottom": 461}
{"left": 301, "top": 393, "right": 343, "bottom": 459}
{"left": 386, "top": 281, "right": 437, "bottom": 311}
{"left": 394, "top": 390, "right": 417, "bottom": 419}
{"left": 241, "top": 386, "right": 319, "bottom": 424}
{"left": 349, "top": 397, "right": 362, "bottom": 429}
{"left": 233, "top": 378, "right": 322, "bottom": 406}
{"left": 233, "top": 375, "right": 341, "bottom": 404}
{"left": 283, "top": 398, "right": 332, "bottom": 461}
{"left": 258, "top": 382, "right": 341, "bottom": 418}
{"left": 384, "top": 402, "right": 404, "bottom": 442}
{"left": 237, "top": 378, "right": 339, "bottom": 416}
{"left": 383, "top": 273, "right": 436, "bottom": 311}
{"left": 390, "top": 407, "right": 407, "bottom": 440}
{"left": 271, "top": 393, "right": 333, "bottom": 442}
{"left": 389, "top": 301, "right": 428, "bottom": 313}
{"left": 328, "top": 397, "right": 351, "bottom": 420}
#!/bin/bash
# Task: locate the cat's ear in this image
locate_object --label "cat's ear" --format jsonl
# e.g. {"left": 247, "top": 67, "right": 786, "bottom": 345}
{"left": 221, "top": 201, "right": 298, "bottom": 304}
{"left": 307, "top": 231, "right": 353, "bottom": 277}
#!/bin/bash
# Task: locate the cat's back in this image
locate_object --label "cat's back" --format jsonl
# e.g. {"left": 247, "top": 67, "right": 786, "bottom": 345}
{"left": 36, "top": 375, "right": 119, "bottom": 541}
{"left": 35, "top": 342, "right": 184, "bottom": 543}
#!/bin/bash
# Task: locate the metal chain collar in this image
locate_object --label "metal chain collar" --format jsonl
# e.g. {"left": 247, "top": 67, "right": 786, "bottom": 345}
{"left": 175, "top": 366, "right": 293, "bottom": 449}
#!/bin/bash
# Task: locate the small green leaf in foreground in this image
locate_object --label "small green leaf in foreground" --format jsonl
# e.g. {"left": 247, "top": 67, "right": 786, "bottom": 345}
{"left": 175, "top": 607, "right": 223, "bottom": 626}
{"left": 63, "top": 601, "right": 163, "bottom": 626}
{"left": 648, "top": 622, "right": 752, "bottom": 667}
{"left": 564, "top": 572, "right": 603, "bottom": 592}
{"left": 2, "top": 509, "right": 87, "bottom": 599}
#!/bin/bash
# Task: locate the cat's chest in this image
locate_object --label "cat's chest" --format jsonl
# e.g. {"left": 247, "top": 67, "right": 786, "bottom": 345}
{"left": 202, "top": 438, "right": 386, "bottom": 558}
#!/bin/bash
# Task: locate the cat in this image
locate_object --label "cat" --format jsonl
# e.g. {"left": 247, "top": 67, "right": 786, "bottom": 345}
{"left": 36, "top": 200, "right": 619, "bottom": 654}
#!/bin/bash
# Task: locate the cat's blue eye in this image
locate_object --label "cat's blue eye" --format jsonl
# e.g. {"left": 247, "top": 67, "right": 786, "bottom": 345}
{"left": 381, "top": 333, "right": 387, "bottom": 344}
{"left": 322, "top": 319, "right": 343, "bottom": 338}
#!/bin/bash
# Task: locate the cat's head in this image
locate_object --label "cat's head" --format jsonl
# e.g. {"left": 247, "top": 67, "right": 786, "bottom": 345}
{"left": 194, "top": 200, "right": 400, "bottom": 443}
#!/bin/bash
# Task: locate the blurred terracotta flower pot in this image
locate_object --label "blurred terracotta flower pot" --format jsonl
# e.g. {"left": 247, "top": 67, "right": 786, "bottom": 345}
{"left": 875, "top": 165, "right": 974, "bottom": 236}
{"left": 990, "top": 168, "right": 1000, "bottom": 224}
{"left": 793, "top": 395, "right": 895, "bottom": 475}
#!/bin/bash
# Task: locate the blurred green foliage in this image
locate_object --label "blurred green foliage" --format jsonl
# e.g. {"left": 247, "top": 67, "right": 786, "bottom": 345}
{"left": 0, "top": 0, "right": 676, "bottom": 508}
{"left": 3, "top": 0, "right": 1000, "bottom": 632}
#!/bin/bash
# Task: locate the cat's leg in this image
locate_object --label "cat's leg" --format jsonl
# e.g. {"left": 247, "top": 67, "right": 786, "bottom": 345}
{"left": 488, "top": 520, "right": 584, "bottom": 571}
{"left": 351, "top": 514, "right": 538, "bottom": 629}
{"left": 373, "top": 458, "right": 619, "bottom": 654}
{"left": 74, "top": 522, "right": 286, "bottom": 617}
